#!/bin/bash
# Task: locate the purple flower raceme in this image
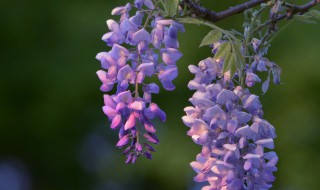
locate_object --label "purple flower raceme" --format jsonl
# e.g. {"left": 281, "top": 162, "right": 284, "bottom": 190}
{"left": 96, "top": 1, "right": 184, "bottom": 163}
{"left": 183, "top": 45, "right": 278, "bottom": 189}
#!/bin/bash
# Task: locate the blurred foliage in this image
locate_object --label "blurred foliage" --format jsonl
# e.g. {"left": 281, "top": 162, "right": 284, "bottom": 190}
{"left": 0, "top": 0, "right": 320, "bottom": 189}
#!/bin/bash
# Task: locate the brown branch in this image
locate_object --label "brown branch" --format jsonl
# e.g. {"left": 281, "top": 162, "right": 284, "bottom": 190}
{"left": 180, "top": 0, "right": 269, "bottom": 23}
{"left": 286, "top": 0, "right": 320, "bottom": 13}
{"left": 286, "top": 0, "right": 320, "bottom": 18}
{"left": 216, "top": 0, "right": 269, "bottom": 19}
{"left": 180, "top": 0, "right": 320, "bottom": 23}
{"left": 180, "top": 0, "right": 220, "bottom": 22}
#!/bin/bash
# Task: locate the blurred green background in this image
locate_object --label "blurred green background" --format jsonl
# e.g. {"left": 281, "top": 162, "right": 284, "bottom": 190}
{"left": 1, "top": 0, "right": 320, "bottom": 189}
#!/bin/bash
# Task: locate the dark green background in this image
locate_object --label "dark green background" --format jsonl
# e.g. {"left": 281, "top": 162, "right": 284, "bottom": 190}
{"left": 1, "top": 0, "right": 320, "bottom": 189}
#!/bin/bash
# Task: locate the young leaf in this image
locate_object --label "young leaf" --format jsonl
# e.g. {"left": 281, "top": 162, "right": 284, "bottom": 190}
{"left": 222, "top": 53, "right": 237, "bottom": 77}
{"left": 169, "top": 0, "right": 180, "bottom": 17}
{"left": 214, "top": 42, "right": 231, "bottom": 60}
{"left": 199, "top": 30, "right": 222, "bottom": 47}
{"left": 294, "top": 14, "right": 316, "bottom": 24}
{"left": 229, "top": 53, "right": 237, "bottom": 77}
{"left": 308, "top": 10, "right": 320, "bottom": 20}
{"left": 232, "top": 40, "right": 245, "bottom": 70}
{"left": 222, "top": 52, "right": 232, "bottom": 74}
{"left": 161, "top": 0, "right": 179, "bottom": 17}
{"left": 178, "top": 17, "right": 203, "bottom": 25}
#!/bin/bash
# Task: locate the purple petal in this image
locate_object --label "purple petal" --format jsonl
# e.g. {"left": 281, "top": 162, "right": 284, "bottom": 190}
{"left": 96, "top": 70, "right": 107, "bottom": 83}
{"left": 187, "top": 119, "right": 208, "bottom": 139}
{"left": 188, "top": 65, "right": 200, "bottom": 74}
{"left": 160, "top": 79, "right": 175, "bottom": 91}
{"left": 128, "top": 100, "right": 146, "bottom": 111}
{"left": 129, "top": 11, "right": 144, "bottom": 25}
{"left": 124, "top": 113, "right": 136, "bottom": 130}
{"left": 264, "top": 151, "right": 277, "bottom": 160}
{"left": 158, "top": 66, "right": 178, "bottom": 81}
{"left": 131, "top": 155, "right": 137, "bottom": 163}
{"left": 132, "top": 28, "right": 152, "bottom": 43}
{"left": 109, "top": 44, "right": 129, "bottom": 60}
{"left": 125, "top": 153, "right": 133, "bottom": 164}
{"left": 106, "top": 19, "right": 121, "bottom": 32}
{"left": 143, "top": 151, "right": 152, "bottom": 159}
{"left": 194, "top": 173, "right": 207, "bottom": 183}
{"left": 144, "top": 143, "right": 155, "bottom": 152}
{"left": 100, "top": 83, "right": 114, "bottom": 92}
{"left": 203, "top": 105, "right": 226, "bottom": 121}
{"left": 104, "top": 94, "right": 116, "bottom": 108}
{"left": 115, "top": 91, "right": 132, "bottom": 104}
{"left": 232, "top": 110, "right": 252, "bottom": 124}
{"left": 117, "top": 65, "right": 135, "bottom": 82}
{"left": 245, "top": 72, "right": 261, "bottom": 87}
{"left": 243, "top": 95, "right": 262, "bottom": 115}
{"left": 136, "top": 72, "right": 144, "bottom": 84}
{"left": 96, "top": 52, "right": 117, "bottom": 69}
{"left": 111, "top": 114, "right": 122, "bottom": 129}
{"left": 227, "top": 119, "right": 238, "bottom": 133}
{"left": 143, "top": 83, "right": 159, "bottom": 94}
{"left": 161, "top": 48, "right": 182, "bottom": 65}
{"left": 216, "top": 89, "right": 238, "bottom": 105}
{"left": 235, "top": 125, "right": 254, "bottom": 139}
{"left": 255, "top": 138, "right": 274, "bottom": 149}
{"left": 163, "top": 26, "right": 179, "bottom": 48}
{"left": 257, "top": 60, "right": 268, "bottom": 71}
{"left": 111, "top": 4, "right": 131, "bottom": 15}
{"left": 120, "top": 19, "right": 138, "bottom": 32}
{"left": 143, "top": 133, "right": 159, "bottom": 144}
{"left": 122, "top": 146, "right": 131, "bottom": 154}
{"left": 144, "top": 122, "right": 156, "bottom": 133}
{"left": 244, "top": 160, "right": 252, "bottom": 171}
{"left": 134, "top": 0, "right": 143, "bottom": 9}
{"left": 265, "top": 156, "right": 278, "bottom": 167}
{"left": 262, "top": 77, "right": 270, "bottom": 94}
{"left": 239, "top": 137, "right": 246, "bottom": 149}
{"left": 190, "top": 161, "right": 202, "bottom": 173}
{"left": 272, "top": 67, "right": 281, "bottom": 84}
{"left": 182, "top": 116, "right": 194, "bottom": 127}
{"left": 144, "top": 103, "right": 166, "bottom": 122}
{"left": 106, "top": 66, "right": 117, "bottom": 80}
{"left": 116, "top": 134, "right": 130, "bottom": 147}
{"left": 102, "top": 106, "right": 117, "bottom": 119}
{"left": 137, "top": 62, "right": 155, "bottom": 76}
{"left": 144, "top": 0, "right": 154, "bottom": 9}
{"left": 135, "top": 142, "right": 142, "bottom": 152}
{"left": 151, "top": 26, "right": 164, "bottom": 48}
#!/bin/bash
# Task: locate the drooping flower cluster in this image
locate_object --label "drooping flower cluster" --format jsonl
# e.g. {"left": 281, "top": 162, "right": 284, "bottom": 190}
{"left": 96, "top": 1, "right": 184, "bottom": 163}
{"left": 183, "top": 53, "right": 278, "bottom": 189}
{"left": 246, "top": 38, "right": 282, "bottom": 94}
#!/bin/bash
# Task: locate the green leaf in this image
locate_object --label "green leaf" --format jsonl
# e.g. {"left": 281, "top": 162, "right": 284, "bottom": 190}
{"left": 231, "top": 40, "right": 245, "bottom": 73}
{"left": 162, "top": 0, "right": 179, "bottom": 17}
{"left": 308, "top": 10, "right": 320, "bottom": 20}
{"left": 214, "top": 42, "right": 231, "bottom": 60}
{"left": 229, "top": 53, "right": 237, "bottom": 77}
{"left": 222, "top": 52, "right": 232, "bottom": 74}
{"left": 294, "top": 14, "right": 316, "bottom": 24}
{"left": 178, "top": 17, "right": 203, "bottom": 25}
{"left": 178, "top": 17, "right": 229, "bottom": 39}
{"left": 222, "top": 53, "right": 237, "bottom": 77}
{"left": 199, "top": 30, "right": 222, "bottom": 47}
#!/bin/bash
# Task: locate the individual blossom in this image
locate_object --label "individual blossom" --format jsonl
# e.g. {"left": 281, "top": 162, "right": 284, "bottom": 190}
{"left": 96, "top": 1, "right": 184, "bottom": 163}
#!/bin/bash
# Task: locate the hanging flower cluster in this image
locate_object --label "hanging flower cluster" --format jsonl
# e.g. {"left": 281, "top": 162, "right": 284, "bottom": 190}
{"left": 96, "top": 1, "right": 184, "bottom": 163}
{"left": 182, "top": 44, "right": 278, "bottom": 189}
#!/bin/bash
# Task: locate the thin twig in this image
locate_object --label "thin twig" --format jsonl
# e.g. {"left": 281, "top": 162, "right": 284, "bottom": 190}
{"left": 180, "top": 0, "right": 320, "bottom": 23}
